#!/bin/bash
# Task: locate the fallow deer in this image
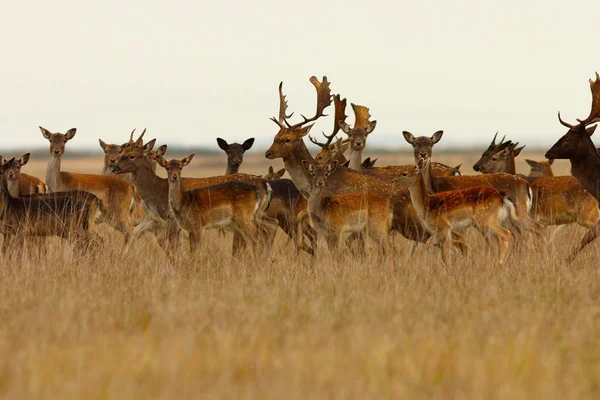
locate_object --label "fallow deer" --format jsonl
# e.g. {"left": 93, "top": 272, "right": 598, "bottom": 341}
{"left": 402, "top": 130, "right": 444, "bottom": 161}
{"left": 264, "top": 76, "right": 467, "bottom": 251}
{"left": 0, "top": 153, "right": 46, "bottom": 197}
{"left": 157, "top": 154, "right": 270, "bottom": 255}
{"left": 263, "top": 166, "right": 286, "bottom": 180}
{"left": 398, "top": 159, "right": 514, "bottom": 266}
{"left": 525, "top": 159, "right": 554, "bottom": 179}
{"left": 216, "top": 137, "right": 255, "bottom": 175}
{"left": 472, "top": 132, "right": 513, "bottom": 172}
{"left": 339, "top": 104, "right": 377, "bottom": 171}
{"left": 478, "top": 139, "right": 600, "bottom": 261}
{"left": 0, "top": 158, "right": 102, "bottom": 256}
{"left": 100, "top": 129, "right": 162, "bottom": 177}
{"left": 302, "top": 159, "right": 392, "bottom": 255}
{"left": 40, "top": 126, "right": 142, "bottom": 242}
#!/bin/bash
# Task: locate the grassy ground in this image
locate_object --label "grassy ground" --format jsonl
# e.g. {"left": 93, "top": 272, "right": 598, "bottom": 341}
{"left": 0, "top": 151, "right": 599, "bottom": 399}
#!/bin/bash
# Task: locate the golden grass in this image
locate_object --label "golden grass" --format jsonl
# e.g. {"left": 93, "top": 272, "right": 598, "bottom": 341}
{"left": 1, "top": 152, "right": 598, "bottom": 399}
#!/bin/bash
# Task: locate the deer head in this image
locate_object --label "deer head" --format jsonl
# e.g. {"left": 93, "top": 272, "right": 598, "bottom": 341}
{"left": 0, "top": 153, "right": 30, "bottom": 184}
{"left": 217, "top": 137, "right": 255, "bottom": 171}
{"left": 301, "top": 159, "right": 338, "bottom": 189}
{"left": 546, "top": 72, "right": 600, "bottom": 161}
{"left": 157, "top": 154, "right": 195, "bottom": 183}
{"left": 477, "top": 142, "right": 525, "bottom": 174}
{"left": 99, "top": 139, "right": 129, "bottom": 168}
{"left": 263, "top": 166, "right": 286, "bottom": 180}
{"left": 40, "top": 127, "right": 77, "bottom": 156}
{"left": 265, "top": 77, "right": 332, "bottom": 159}
{"left": 525, "top": 159, "right": 554, "bottom": 178}
{"left": 113, "top": 130, "right": 156, "bottom": 174}
{"left": 0, "top": 157, "right": 16, "bottom": 180}
{"left": 402, "top": 130, "right": 443, "bottom": 161}
{"left": 314, "top": 138, "right": 349, "bottom": 165}
{"left": 339, "top": 104, "right": 376, "bottom": 152}
{"left": 472, "top": 131, "right": 513, "bottom": 172}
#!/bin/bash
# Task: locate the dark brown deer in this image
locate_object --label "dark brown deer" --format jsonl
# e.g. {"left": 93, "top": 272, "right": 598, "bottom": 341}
{"left": 216, "top": 137, "right": 255, "bottom": 175}
{"left": 264, "top": 76, "right": 467, "bottom": 250}
{"left": 339, "top": 104, "right": 377, "bottom": 170}
{"left": 402, "top": 130, "right": 444, "bottom": 161}
{"left": 0, "top": 153, "right": 46, "bottom": 196}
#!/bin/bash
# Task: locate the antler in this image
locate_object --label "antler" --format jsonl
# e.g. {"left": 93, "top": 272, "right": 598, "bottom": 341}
{"left": 351, "top": 104, "right": 372, "bottom": 129}
{"left": 558, "top": 111, "right": 574, "bottom": 129}
{"left": 308, "top": 94, "right": 348, "bottom": 148}
{"left": 129, "top": 128, "right": 137, "bottom": 143}
{"left": 287, "top": 76, "right": 332, "bottom": 130}
{"left": 577, "top": 72, "right": 600, "bottom": 126}
{"left": 270, "top": 82, "right": 294, "bottom": 129}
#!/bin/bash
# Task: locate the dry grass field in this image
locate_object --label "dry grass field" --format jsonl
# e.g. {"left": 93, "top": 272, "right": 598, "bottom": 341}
{"left": 1, "top": 150, "right": 599, "bottom": 399}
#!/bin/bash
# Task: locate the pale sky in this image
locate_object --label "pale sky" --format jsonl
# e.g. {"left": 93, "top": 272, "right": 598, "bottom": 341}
{"left": 2, "top": 0, "right": 599, "bottom": 152}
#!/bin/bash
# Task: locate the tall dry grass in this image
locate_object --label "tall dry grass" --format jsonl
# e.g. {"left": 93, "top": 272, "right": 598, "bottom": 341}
{"left": 0, "top": 152, "right": 598, "bottom": 398}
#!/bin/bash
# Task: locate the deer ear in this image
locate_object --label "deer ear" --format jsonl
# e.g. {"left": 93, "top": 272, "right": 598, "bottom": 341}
{"left": 525, "top": 159, "right": 537, "bottom": 168}
{"left": 326, "top": 160, "right": 338, "bottom": 175}
{"left": 156, "top": 145, "right": 168, "bottom": 157}
{"left": 339, "top": 121, "right": 352, "bottom": 135}
{"left": 276, "top": 168, "right": 286, "bottom": 178}
{"left": 297, "top": 124, "right": 314, "bottom": 138}
{"left": 242, "top": 138, "right": 255, "bottom": 151}
{"left": 513, "top": 145, "right": 525, "bottom": 157}
{"left": 19, "top": 153, "right": 31, "bottom": 166}
{"left": 156, "top": 156, "right": 168, "bottom": 168}
{"left": 99, "top": 139, "right": 108, "bottom": 151}
{"left": 365, "top": 120, "right": 377, "bottom": 135}
{"left": 143, "top": 139, "right": 156, "bottom": 153}
{"left": 0, "top": 155, "right": 5, "bottom": 165}
{"left": 216, "top": 138, "right": 229, "bottom": 151}
{"left": 301, "top": 159, "right": 313, "bottom": 173}
{"left": 587, "top": 125, "right": 598, "bottom": 136}
{"left": 65, "top": 128, "right": 77, "bottom": 141}
{"left": 342, "top": 160, "right": 350, "bottom": 168}
{"left": 431, "top": 130, "right": 443, "bottom": 144}
{"left": 181, "top": 154, "right": 195, "bottom": 166}
{"left": 40, "top": 126, "right": 52, "bottom": 140}
{"left": 268, "top": 166, "right": 275, "bottom": 174}
{"left": 0, "top": 157, "right": 15, "bottom": 173}
{"left": 402, "top": 131, "right": 415, "bottom": 145}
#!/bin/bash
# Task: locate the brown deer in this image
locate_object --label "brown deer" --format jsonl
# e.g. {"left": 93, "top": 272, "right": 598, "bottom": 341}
{"left": 473, "top": 132, "right": 513, "bottom": 172}
{"left": 339, "top": 104, "right": 377, "bottom": 170}
{"left": 480, "top": 138, "right": 600, "bottom": 260}
{"left": 525, "top": 159, "right": 554, "bottom": 179}
{"left": 100, "top": 129, "right": 162, "bottom": 177}
{"left": 0, "top": 158, "right": 101, "bottom": 256}
{"left": 40, "top": 126, "right": 142, "bottom": 242}
{"left": 264, "top": 76, "right": 467, "bottom": 251}
{"left": 263, "top": 166, "right": 286, "bottom": 180}
{"left": 0, "top": 153, "right": 46, "bottom": 197}
{"left": 216, "top": 137, "right": 255, "bottom": 175}
{"left": 156, "top": 154, "right": 270, "bottom": 255}
{"left": 402, "top": 130, "right": 444, "bottom": 161}
{"left": 546, "top": 72, "right": 600, "bottom": 203}
{"left": 399, "top": 159, "right": 514, "bottom": 266}
{"left": 302, "top": 159, "right": 392, "bottom": 255}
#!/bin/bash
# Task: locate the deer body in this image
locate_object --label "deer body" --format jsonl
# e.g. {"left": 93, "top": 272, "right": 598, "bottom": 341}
{"left": 403, "top": 161, "right": 513, "bottom": 265}
{"left": 304, "top": 160, "right": 392, "bottom": 253}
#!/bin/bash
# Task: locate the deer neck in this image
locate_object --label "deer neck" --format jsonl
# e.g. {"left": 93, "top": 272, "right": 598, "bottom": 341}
{"left": 101, "top": 163, "right": 112, "bottom": 175}
{"left": 569, "top": 146, "right": 600, "bottom": 201}
{"left": 282, "top": 141, "right": 314, "bottom": 198}
{"left": 307, "top": 184, "right": 325, "bottom": 219}
{"left": 129, "top": 164, "right": 169, "bottom": 215}
{"left": 225, "top": 164, "right": 239, "bottom": 175}
{"left": 420, "top": 162, "right": 435, "bottom": 195}
{"left": 167, "top": 176, "right": 184, "bottom": 214}
{"left": 407, "top": 172, "right": 430, "bottom": 220}
{"left": 348, "top": 148, "right": 362, "bottom": 171}
{"left": 6, "top": 178, "right": 20, "bottom": 198}
{"left": 45, "top": 154, "right": 62, "bottom": 192}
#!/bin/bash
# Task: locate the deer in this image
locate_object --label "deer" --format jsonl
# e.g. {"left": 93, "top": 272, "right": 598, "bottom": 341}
{"left": 301, "top": 159, "right": 392, "bottom": 255}
{"left": 525, "top": 159, "right": 554, "bottom": 179}
{"left": 100, "top": 129, "right": 163, "bottom": 177}
{"left": 473, "top": 132, "right": 513, "bottom": 173}
{"left": 398, "top": 159, "right": 515, "bottom": 266}
{"left": 339, "top": 104, "right": 377, "bottom": 170}
{"left": 264, "top": 76, "right": 468, "bottom": 252}
{"left": 475, "top": 140, "right": 600, "bottom": 257}
{"left": 156, "top": 154, "right": 271, "bottom": 256}
{"left": 216, "top": 137, "right": 255, "bottom": 175}
{"left": 0, "top": 153, "right": 46, "bottom": 197}
{"left": 263, "top": 166, "right": 286, "bottom": 180}
{"left": 113, "top": 136, "right": 276, "bottom": 254}
{"left": 0, "top": 157, "right": 102, "bottom": 256}
{"left": 40, "top": 126, "right": 143, "bottom": 243}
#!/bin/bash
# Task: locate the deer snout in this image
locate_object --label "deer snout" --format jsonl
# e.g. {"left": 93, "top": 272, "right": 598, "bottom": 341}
{"left": 418, "top": 152, "right": 428, "bottom": 159}
{"left": 7, "top": 172, "right": 15, "bottom": 179}
{"left": 230, "top": 159, "right": 242, "bottom": 166}
{"left": 53, "top": 149, "right": 61, "bottom": 155}
{"left": 109, "top": 158, "right": 117, "bottom": 165}
{"left": 265, "top": 150, "right": 274, "bottom": 159}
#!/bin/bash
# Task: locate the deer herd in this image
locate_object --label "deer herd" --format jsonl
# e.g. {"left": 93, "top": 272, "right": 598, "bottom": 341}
{"left": 1, "top": 73, "right": 599, "bottom": 266}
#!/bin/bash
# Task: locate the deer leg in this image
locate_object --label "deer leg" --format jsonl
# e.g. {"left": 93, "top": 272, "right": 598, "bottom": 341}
{"left": 567, "top": 221, "right": 600, "bottom": 262}
{"left": 485, "top": 224, "right": 511, "bottom": 267}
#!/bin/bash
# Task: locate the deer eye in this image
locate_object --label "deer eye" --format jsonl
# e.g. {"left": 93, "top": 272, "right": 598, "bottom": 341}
{"left": 284, "top": 138, "right": 292, "bottom": 143}
{"left": 129, "top": 155, "right": 136, "bottom": 160}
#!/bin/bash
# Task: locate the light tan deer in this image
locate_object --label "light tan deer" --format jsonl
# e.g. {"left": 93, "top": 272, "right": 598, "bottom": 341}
{"left": 302, "top": 159, "right": 392, "bottom": 255}
{"left": 157, "top": 154, "right": 270, "bottom": 255}
{"left": 525, "top": 159, "right": 554, "bottom": 179}
{"left": 339, "top": 104, "right": 377, "bottom": 171}
{"left": 0, "top": 153, "right": 46, "bottom": 197}
{"left": 399, "top": 159, "right": 514, "bottom": 266}
{"left": 402, "top": 130, "right": 444, "bottom": 161}
{"left": 40, "top": 126, "right": 142, "bottom": 242}
{"left": 99, "top": 129, "right": 162, "bottom": 178}
{"left": 0, "top": 158, "right": 102, "bottom": 256}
